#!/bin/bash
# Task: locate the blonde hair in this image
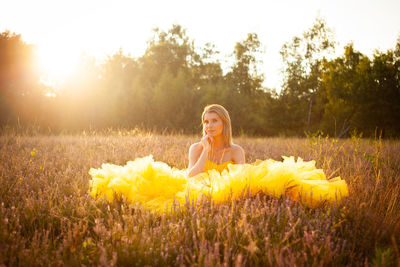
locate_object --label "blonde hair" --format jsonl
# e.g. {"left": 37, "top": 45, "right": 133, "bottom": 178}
{"left": 202, "top": 104, "right": 233, "bottom": 147}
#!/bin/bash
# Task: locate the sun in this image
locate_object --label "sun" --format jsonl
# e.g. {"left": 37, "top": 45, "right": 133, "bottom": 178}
{"left": 36, "top": 43, "right": 80, "bottom": 86}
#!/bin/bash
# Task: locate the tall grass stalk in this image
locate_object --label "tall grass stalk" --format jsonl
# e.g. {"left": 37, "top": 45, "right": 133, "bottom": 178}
{"left": 0, "top": 132, "right": 399, "bottom": 266}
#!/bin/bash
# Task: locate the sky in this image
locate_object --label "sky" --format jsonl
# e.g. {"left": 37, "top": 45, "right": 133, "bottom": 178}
{"left": 1, "top": 0, "right": 400, "bottom": 91}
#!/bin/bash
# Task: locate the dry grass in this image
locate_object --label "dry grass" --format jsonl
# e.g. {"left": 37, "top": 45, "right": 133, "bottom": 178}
{"left": 0, "top": 130, "right": 399, "bottom": 266}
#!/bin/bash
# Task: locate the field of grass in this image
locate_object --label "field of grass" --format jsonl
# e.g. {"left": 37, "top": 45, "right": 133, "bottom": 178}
{"left": 0, "top": 131, "right": 399, "bottom": 266}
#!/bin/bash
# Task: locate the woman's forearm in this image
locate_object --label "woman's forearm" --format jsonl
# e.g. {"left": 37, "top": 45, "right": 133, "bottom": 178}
{"left": 188, "top": 150, "right": 208, "bottom": 177}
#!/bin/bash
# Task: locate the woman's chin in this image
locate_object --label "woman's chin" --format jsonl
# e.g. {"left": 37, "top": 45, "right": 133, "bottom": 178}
{"left": 208, "top": 131, "right": 221, "bottom": 137}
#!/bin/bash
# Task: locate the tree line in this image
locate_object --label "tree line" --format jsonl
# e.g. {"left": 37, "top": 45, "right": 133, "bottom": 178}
{"left": 1, "top": 18, "right": 399, "bottom": 137}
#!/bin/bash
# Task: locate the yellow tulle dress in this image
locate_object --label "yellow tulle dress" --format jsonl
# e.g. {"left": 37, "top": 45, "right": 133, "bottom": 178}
{"left": 89, "top": 156, "right": 349, "bottom": 212}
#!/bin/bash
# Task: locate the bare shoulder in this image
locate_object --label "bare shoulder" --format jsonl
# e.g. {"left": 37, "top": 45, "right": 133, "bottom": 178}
{"left": 188, "top": 142, "right": 203, "bottom": 169}
{"left": 189, "top": 142, "right": 203, "bottom": 156}
{"left": 231, "top": 143, "right": 245, "bottom": 154}
{"left": 230, "top": 144, "right": 245, "bottom": 163}
{"left": 190, "top": 142, "right": 202, "bottom": 152}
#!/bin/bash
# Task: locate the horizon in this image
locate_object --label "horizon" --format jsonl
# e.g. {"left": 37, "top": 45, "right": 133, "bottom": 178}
{"left": 1, "top": 0, "right": 400, "bottom": 91}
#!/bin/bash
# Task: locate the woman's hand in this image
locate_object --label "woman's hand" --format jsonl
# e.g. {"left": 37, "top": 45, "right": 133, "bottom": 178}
{"left": 200, "top": 135, "right": 213, "bottom": 152}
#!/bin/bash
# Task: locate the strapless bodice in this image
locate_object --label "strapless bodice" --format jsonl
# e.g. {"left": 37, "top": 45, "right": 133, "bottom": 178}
{"left": 204, "top": 159, "right": 233, "bottom": 173}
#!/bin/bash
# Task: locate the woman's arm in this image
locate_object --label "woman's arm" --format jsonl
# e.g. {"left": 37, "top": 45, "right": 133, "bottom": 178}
{"left": 187, "top": 144, "right": 207, "bottom": 177}
{"left": 188, "top": 136, "right": 212, "bottom": 177}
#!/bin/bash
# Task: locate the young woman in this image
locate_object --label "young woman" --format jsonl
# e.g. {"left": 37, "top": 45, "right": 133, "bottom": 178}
{"left": 89, "top": 104, "right": 349, "bottom": 212}
{"left": 188, "top": 104, "right": 245, "bottom": 177}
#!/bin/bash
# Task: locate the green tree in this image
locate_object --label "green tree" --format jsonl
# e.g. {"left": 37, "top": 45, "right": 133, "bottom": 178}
{"left": 128, "top": 25, "right": 204, "bottom": 131}
{"left": 224, "top": 33, "right": 270, "bottom": 134}
{"left": 152, "top": 68, "right": 199, "bottom": 130}
{"left": 320, "top": 42, "right": 400, "bottom": 137}
{"left": 280, "top": 17, "right": 335, "bottom": 135}
{"left": 98, "top": 50, "right": 139, "bottom": 127}
{"left": 226, "top": 33, "right": 264, "bottom": 95}
{"left": 320, "top": 44, "right": 367, "bottom": 137}
{"left": 0, "top": 30, "right": 44, "bottom": 127}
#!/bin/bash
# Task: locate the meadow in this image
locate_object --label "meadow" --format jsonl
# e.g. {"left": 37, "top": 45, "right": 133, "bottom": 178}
{"left": 0, "top": 130, "right": 399, "bottom": 266}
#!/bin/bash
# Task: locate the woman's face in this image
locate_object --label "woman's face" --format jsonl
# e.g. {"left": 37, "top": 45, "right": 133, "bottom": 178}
{"left": 203, "top": 112, "right": 224, "bottom": 137}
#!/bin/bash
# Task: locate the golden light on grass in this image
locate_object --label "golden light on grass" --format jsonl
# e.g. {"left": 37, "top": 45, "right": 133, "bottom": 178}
{"left": 0, "top": 131, "right": 399, "bottom": 265}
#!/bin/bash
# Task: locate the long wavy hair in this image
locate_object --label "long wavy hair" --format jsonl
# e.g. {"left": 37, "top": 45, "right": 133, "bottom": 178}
{"left": 202, "top": 104, "right": 233, "bottom": 147}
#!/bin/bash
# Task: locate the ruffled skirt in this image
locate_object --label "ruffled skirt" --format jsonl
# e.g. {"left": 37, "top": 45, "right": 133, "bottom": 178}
{"left": 89, "top": 156, "right": 348, "bottom": 212}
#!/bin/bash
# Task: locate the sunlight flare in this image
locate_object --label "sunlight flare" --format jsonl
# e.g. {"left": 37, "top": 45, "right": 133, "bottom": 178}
{"left": 36, "top": 43, "right": 80, "bottom": 85}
